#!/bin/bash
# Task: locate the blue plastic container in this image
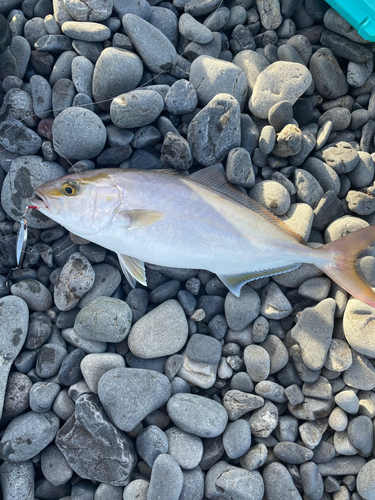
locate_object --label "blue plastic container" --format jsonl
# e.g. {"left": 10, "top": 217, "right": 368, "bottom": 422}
{"left": 325, "top": 0, "right": 375, "bottom": 41}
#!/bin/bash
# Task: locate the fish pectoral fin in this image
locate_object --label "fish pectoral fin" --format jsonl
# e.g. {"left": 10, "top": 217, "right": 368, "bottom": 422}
{"left": 118, "top": 254, "right": 147, "bottom": 288}
{"left": 118, "top": 209, "right": 165, "bottom": 230}
{"left": 189, "top": 164, "right": 305, "bottom": 244}
{"left": 218, "top": 263, "right": 301, "bottom": 297}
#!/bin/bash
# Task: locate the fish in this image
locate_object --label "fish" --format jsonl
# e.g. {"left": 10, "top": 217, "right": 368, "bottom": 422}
{"left": 32, "top": 164, "right": 375, "bottom": 308}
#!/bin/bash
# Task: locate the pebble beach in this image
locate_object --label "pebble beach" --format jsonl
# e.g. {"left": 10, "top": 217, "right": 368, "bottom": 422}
{"left": 1, "top": 0, "right": 375, "bottom": 499}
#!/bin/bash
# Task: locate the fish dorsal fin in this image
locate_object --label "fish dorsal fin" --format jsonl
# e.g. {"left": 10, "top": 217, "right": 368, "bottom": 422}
{"left": 218, "top": 263, "right": 301, "bottom": 297}
{"left": 189, "top": 165, "right": 305, "bottom": 244}
{"left": 118, "top": 254, "right": 147, "bottom": 288}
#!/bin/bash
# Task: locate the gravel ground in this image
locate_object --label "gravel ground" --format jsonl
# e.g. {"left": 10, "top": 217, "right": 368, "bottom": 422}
{"left": 1, "top": 0, "right": 375, "bottom": 499}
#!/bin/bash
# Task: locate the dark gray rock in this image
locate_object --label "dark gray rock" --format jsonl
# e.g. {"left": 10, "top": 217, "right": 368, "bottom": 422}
{"left": 0, "top": 460, "right": 34, "bottom": 500}
{"left": 187, "top": 93, "right": 241, "bottom": 166}
{"left": 98, "top": 368, "right": 171, "bottom": 431}
{"left": 52, "top": 107, "right": 107, "bottom": 160}
{"left": 56, "top": 394, "right": 137, "bottom": 486}
{"left": 321, "top": 29, "right": 373, "bottom": 64}
{"left": 309, "top": 48, "right": 348, "bottom": 99}
{"left": 122, "top": 13, "right": 177, "bottom": 73}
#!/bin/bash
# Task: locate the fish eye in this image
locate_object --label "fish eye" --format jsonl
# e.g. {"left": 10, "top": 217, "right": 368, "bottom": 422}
{"left": 62, "top": 182, "right": 78, "bottom": 196}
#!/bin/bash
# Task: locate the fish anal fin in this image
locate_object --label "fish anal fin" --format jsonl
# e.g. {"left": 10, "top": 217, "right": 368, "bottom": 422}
{"left": 118, "top": 209, "right": 165, "bottom": 230}
{"left": 219, "top": 263, "right": 301, "bottom": 297}
{"left": 189, "top": 164, "right": 305, "bottom": 244}
{"left": 118, "top": 254, "right": 147, "bottom": 288}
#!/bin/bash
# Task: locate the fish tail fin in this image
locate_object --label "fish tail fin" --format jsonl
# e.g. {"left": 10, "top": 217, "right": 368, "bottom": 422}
{"left": 318, "top": 225, "right": 375, "bottom": 308}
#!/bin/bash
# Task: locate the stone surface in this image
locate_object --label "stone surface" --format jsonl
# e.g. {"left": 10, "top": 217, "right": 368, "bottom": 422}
{"left": 98, "top": 368, "right": 171, "bottom": 431}
{"left": 128, "top": 299, "right": 188, "bottom": 359}
{"left": 249, "top": 62, "right": 312, "bottom": 119}
{"left": 75, "top": 296, "right": 132, "bottom": 343}
{"left": 56, "top": 394, "right": 137, "bottom": 486}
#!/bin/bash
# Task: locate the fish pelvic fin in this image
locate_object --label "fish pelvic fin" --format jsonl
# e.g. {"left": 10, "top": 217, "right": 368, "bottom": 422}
{"left": 118, "top": 254, "right": 147, "bottom": 288}
{"left": 318, "top": 225, "right": 375, "bottom": 308}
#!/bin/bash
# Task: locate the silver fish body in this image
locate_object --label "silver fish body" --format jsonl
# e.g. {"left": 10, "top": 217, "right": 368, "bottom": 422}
{"left": 32, "top": 165, "right": 375, "bottom": 305}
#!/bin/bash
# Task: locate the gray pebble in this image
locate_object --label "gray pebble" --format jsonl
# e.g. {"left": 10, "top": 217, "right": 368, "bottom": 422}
{"left": 357, "top": 459, "right": 375, "bottom": 500}
{"left": 259, "top": 125, "right": 276, "bottom": 154}
{"left": 81, "top": 353, "right": 125, "bottom": 392}
{"left": 128, "top": 299, "right": 187, "bottom": 359}
{"left": 92, "top": 47, "right": 143, "bottom": 111}
{"left": 294, "top": 168, "right": 324, "bottom": 208}
{"left": 225, "top": 147, "right": 255, "bottom": 188}
{"left": 36, "top": 343, "right": 67, "bottom": 377}
{"left": 260, "top": 282, "right": 292, "bottom": 319}
{"left": 110, "top": 90, "right": 164, "bottom": 128}
{"left": 309, "top": 47, "right": 348, "bottom": 99}
{"left": 186, "top": 333, "right": 221, "bottom": 364}
{"left": 187, "top": 93, "right": 241, "bottom": 166}
{"left": 78, "top": 263, "right": 121, "bottom": 308}
{"left": 98, "top": 368, "right": 171, "bottom": 431}
{"left": 315, "top": 141, "right": 359, "bottom": 174}
{"left": 61, "top": 20, "right": 111, "bottom": 41}
{"left": 52, "top": 107, "right": 106, "bottom": 160}
{"left": 222, "top": 419, "right": 251, "bottom": 459}
{"left": 249, "top": 180, "right": 291, "bottom": 215}
{"left": 205, "top": 461, "right": 264, "bottom": 500}
{"left": 343, "top": 351, "right": 375, "bottom": 391}
{"left": 167, "top": 393, "right": 228, "bottom": 437}
{"left": 122, "top": 13, "right": 177, "bottom": 73}
{"left": 62, "top": 326, "right": 107, "bottom": 353}
{"left": 11, "top": 279, "right": 52, "bottom": 311}
{"left": 347, "top": 151, "right": 374, "bottom": 189}
{"left": 249, "top": 401, "right": 278, "bottom": 437}
{"left": 2, "top": 372, "right": 32, "bottom": 421}
{"left": 263, "top": 462, "right": 301, "bottom": 500}
{"left": 75, "top": 296, "right": 132, "bottom": 343}
{"left": 29, "top": 381, "right": 60, "bottom": 413}
{"left": 0, "top": 460, "right": 35, "bottom": 500}
{"left": 147, "top": 454, "right": 183, "bottom": 500}
{"left": 250, "top": 61, "right": 312, "bottom": 119}
{"left": 224, "top": 285, "right": 260, "bottom": 331}
{"left": 240, "top": 442, "right": 267, "bottom": 471}
{"left": 189, "top": 55, "right": 247, "bottom": 109}
{"left": 268, "top": 100, "right": 294, "bottom": 132}
{"left": 123, "top": 479, "right": 149, "bottom": 500}
{"left": 54, "top": 252, "right": 95, "bottom": 311}
{"left": 160, "top": 133, "right": 193, "bottom": 170}
{"left": 274, "top": 441, "right": 313, "bottom": 464}
{"left": 300, "top": 462, "right": 324, "bottom": 500}
{"left": 0, "top": 119, "right": 42, "bottom": 155}
{"left": 136, "top": 425, "right": 168, "bottom": 467}
{"left": 165, "top": 426, "right": 203, "bottom": 469}
{"left": 64, "top": 0, "right": 113, "bottom": 21}
{"left": 244, "top": 344, "right": 270, "bottom": 382}
{"left": 165, "top": 79, "right": 197, "bottom": 115}
{"left": 0, "top": 410, "right": 59, "bottom": 461}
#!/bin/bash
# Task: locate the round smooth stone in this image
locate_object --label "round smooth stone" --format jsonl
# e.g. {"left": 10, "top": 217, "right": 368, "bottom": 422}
{"left": 52, "top": 107, "right": 107, "bottom": 160}
{"left": 75, "top": 296, "right": 132, "bottom": 343}
{"left": 92, "top": 47, "right": 143, "bottom": 111}
{"left": 165, "top": 427, "right": 203, "bottom": 469}
{"left": 357, "top": 459, "right": 375, "bottom": 500}
{"left": 167, "top": 393, "right": 228, "bottom": 438}
{"left": 128, "top": 299, "right": 188, "bottom": 359}
{"left": 249, "top": 61, "right": 312, "bottom": 119}
{"left": 80, "top": 353, "right": 126, "bottom": 392}
{"left": 249, "top": 180, "right": 291, "bottom": 215}
{"left": 110, "top": 90, "right": 164, "bottom": 128}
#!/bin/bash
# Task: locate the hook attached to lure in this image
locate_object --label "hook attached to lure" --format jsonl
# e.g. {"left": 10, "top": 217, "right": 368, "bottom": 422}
{"left": 16, "top": 206, "right": 39, "bottom": 268}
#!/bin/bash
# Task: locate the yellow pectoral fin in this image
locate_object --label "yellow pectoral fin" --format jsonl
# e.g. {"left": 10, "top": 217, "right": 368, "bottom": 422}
{"left": 119, "top": 209, "right": 165, "bottom": 230}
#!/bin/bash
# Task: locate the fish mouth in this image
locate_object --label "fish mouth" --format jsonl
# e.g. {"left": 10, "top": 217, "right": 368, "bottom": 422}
{"left": 32, "top": 188, "right": 62, "bottom": 214}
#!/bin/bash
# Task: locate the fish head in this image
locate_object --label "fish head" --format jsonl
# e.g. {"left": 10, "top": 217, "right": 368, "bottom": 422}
{"left": 32, "top": 170, "right": 121, "bottom": 236}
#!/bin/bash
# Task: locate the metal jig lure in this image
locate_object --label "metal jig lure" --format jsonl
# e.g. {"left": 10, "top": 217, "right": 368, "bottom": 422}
{"left": 16, "top": 206, "right": 39, "bottom": 268}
